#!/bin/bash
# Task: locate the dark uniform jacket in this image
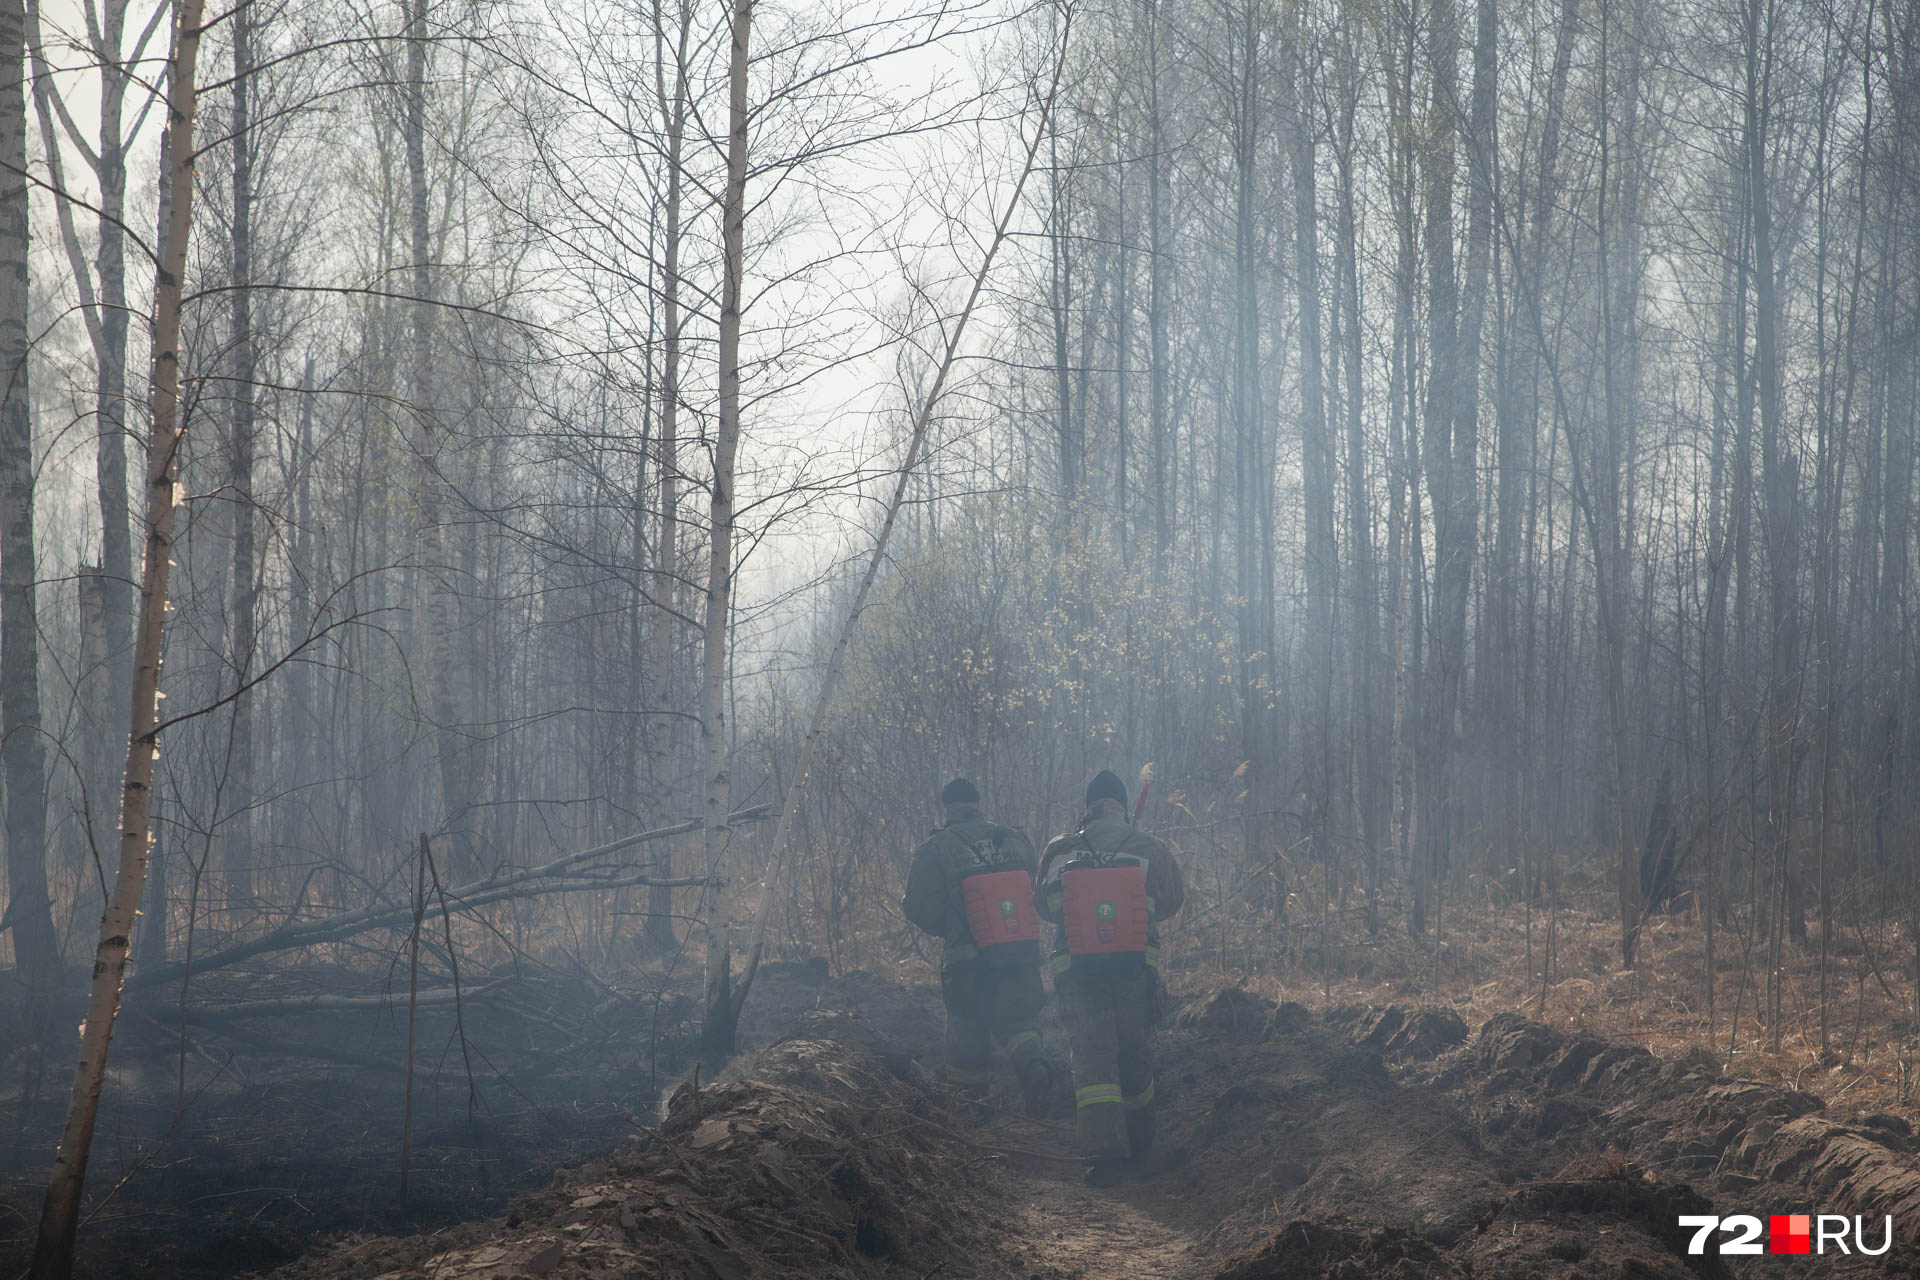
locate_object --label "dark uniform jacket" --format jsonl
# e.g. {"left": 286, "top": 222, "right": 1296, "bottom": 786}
{"left": 1036, "top": 798, "right": 1185, "bottom": 978}
{"left": 903, "top": 805, "right": 1039, "bottom": 970}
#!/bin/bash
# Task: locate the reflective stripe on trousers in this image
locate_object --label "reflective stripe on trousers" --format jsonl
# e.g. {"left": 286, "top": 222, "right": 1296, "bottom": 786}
{"left": 1057, "top": 969, "right": 1156, "bottom": 1160}
{"left": 943, "top": 963, "right": 1046, "bottom": 1094}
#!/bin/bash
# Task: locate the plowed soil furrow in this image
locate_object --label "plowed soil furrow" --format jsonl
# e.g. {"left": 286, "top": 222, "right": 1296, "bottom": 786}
{"left": 240, "top": 975, "right": 1920, "bottom": 1280}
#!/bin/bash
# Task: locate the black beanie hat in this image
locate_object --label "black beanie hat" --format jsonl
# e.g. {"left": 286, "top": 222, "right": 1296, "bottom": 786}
{"left": 1085, "top": 769, "right": 1127, "bottom": 808}
{"left": 941, "top": 777, "right": 981, "bottom": 806}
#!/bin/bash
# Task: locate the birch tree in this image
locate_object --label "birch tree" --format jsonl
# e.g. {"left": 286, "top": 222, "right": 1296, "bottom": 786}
{"left": 697, "top": 0, "right": 752, "bottom": 1061}
{"left": 30, "top": 0, "right": 206, "bottom": 1267}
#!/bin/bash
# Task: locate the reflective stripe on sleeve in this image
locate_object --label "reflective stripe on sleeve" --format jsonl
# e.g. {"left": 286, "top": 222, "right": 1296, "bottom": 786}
{"left": 1123, "top": 1078, "right": 1156, "bottom": 1110}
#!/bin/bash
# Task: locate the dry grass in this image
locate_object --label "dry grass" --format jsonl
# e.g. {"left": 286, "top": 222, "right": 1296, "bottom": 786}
{"left": 1169, "top": 887, "right": 1920, "bottom": 1119}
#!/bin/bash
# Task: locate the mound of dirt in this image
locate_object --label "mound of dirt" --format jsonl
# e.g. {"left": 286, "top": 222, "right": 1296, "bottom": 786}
{"left": 1161, "top": 1004, "right": 1502, "bottom": 1255}
{"left": 1176, "top": 986, "right": 1278, "bottom": 1043}
{"left": 263, "top": 1035, "right": 1015, "bottom": 1280}
{"left": 1460, "top": 1161, "right": 1729, "bottom": 1280}
{"left": 1324, "top": 1002, "right": 1469, "bottom": 1060}
{"left": 253, "top": 987, "right": 1920, "bottom": 1280}
{"left": 1149, "top": 1000, "right": 1919, "bottom": 1277}
{"left": 1448, "top": 1011, "right": 1920, "bottom": 1245}
{"left": 1212, "top": 1163, "right": 1728, "bottom": 1280}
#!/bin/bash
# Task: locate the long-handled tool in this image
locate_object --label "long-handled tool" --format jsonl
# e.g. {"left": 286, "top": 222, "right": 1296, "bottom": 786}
{"left": 1132, "top": 763, "right": 1155, "bottom": 825}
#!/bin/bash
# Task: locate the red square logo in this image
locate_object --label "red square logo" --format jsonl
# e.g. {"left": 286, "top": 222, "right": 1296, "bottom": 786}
{"left": 1770, "top": 1214, "right": 1810, "bottom": 1255}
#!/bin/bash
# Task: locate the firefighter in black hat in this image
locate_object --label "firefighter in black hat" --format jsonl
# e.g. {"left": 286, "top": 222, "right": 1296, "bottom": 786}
{"left": 1038, "top": 769, "right": 1185, "bottom": 1185}
{"left": 903, "top": 777, "right": 1055, "bottom": 1116}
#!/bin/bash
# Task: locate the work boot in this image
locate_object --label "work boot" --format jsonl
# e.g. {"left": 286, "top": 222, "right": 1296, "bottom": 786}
{"left": 1082, "top": 1155, "right": 1133, "bottom": 1188}
{"left": 1021, "top": 1059, "right": 1054, "bottom": 1120}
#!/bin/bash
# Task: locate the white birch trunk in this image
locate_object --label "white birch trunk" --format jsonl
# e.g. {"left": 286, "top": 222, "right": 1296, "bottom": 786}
{"left": 698, "top": 0, "right": 754, "bottom": 1060}
{"left": 29, "top": 0, "right": 205, "bottom": 1268}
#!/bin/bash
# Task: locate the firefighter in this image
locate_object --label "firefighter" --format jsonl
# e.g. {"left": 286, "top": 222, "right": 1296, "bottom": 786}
{"left": 1038, "top": 769, "right": 1185, "bottom": 1186}
{"left": 902, "top": 777, "right": 1056, "bottom": 1117}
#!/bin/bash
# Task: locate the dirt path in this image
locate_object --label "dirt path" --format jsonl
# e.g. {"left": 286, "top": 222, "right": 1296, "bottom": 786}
{"left": 1006, "top": 1161, "right": 1202, "bottom": 1280}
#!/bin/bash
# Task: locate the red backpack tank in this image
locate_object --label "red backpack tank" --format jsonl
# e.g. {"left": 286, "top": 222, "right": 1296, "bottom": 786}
{"left": 1060, "top": 855, "right": 1151, "bottom": 956}
{"left": 959, "top": 866, "right": 1042, "bottom": 955}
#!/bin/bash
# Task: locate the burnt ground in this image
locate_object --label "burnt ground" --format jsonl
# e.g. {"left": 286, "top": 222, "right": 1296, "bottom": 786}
{"left": 0, "top": 961, "right": 909, "bottom": 1279}
{"left": 11, "top": 971, "right": 1920, "bottom": 1278}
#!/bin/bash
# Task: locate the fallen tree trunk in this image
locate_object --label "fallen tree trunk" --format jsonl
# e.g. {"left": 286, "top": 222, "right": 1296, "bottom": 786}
{"left": 176, "top": 978, "right": 513, "bottom": 1020}
{"left": 127, "top": 805, "right": 770, "bottom": 989}
{"left": 167, "top": 1016, "right": 413, "bottom": 1076}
